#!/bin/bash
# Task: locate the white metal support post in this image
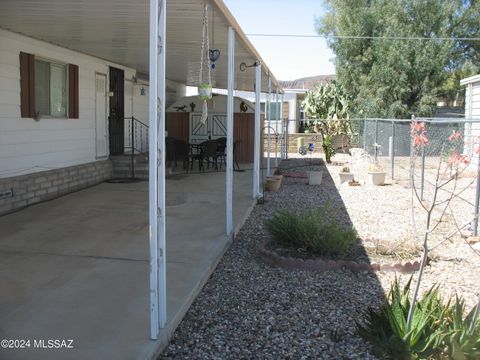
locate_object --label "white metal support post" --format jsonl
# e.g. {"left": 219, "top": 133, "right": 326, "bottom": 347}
{"left": 148, "top": 0, "right": 167, "bottom": 340}
{"left": 253, "top": 63, "right": 262, "bottom": 199}
{"left": 281, "top": 93, "right": 286, "bottom": 159}
{"left": 274, "top": 89, "right": 278, "bottom": 168}
{"left": 226, "top": 26, "right": 235, "bottom": 236}
{"left": 266, "top": 77, "right": 271, "bottom": 175}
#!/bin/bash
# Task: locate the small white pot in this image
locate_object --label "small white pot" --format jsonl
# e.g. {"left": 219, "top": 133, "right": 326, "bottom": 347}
{"left": 368, "top": 172, "right": 386, "bottom": 186}
{"left": 309, "top": 171, "right": 323, "bottom": 185}
{"left": 339, "top": 172, "right": 354, "bottom": 184}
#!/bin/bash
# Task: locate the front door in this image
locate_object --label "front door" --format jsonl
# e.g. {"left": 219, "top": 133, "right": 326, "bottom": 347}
{"left": 95, "top": 73, "right": 108, "bottom": 159}
{"left": 109, "top": 67, "right": 124, "bottom": 155}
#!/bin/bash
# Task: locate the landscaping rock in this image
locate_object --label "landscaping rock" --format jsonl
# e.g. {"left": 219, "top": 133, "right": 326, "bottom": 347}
{"left": 160, "top": 157, "right": 480, "bottom": 360}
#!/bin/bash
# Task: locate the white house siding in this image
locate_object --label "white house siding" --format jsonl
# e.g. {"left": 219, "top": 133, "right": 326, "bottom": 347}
{"left": 462, "top": 75, "right": 480, "bottom": 166}
{"left": 126, "top": 79, "right": 186, "bottom": 127}
{"left": 0, "top": 29, "right": 136, "bottom": 179}
{"left": 132, "top": 83, "right": 149, "bottom": 125}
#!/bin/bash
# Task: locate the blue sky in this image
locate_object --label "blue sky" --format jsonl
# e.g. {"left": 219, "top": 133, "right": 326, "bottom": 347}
{"left": 223, "top": 0, "right": 336, "bottom": 81}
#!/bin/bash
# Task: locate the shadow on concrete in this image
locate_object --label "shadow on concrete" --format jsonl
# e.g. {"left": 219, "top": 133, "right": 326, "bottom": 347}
{"left": 0, "top": 168, "right": 255, "bottom": 360}
{"left": 160, "top": 157, "right": 387, "bottom": 358}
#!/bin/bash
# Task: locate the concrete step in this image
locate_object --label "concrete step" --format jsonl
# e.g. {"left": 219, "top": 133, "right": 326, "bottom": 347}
{"left": 111, "top": 154, "right": 149, "bottom": 179}
{"left": 110, "top": 154, "right": 148, "bottom": 164}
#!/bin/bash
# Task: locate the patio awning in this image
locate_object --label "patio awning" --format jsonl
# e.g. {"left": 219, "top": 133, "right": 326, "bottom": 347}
{"left": 0, "top": 0, "right": 282, "bottom": 93}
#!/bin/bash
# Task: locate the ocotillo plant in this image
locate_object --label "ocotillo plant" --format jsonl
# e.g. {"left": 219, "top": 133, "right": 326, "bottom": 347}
{"left": 407, "top": 121, "right": 480, "bottom": 334}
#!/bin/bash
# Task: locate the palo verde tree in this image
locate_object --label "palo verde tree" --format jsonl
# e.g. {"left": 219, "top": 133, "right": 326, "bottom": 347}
{"left": 317, "top": 0, "right": 480, "bottom": 118}
{"left": 302, "top": 80, "right": 351, "bottom": 163}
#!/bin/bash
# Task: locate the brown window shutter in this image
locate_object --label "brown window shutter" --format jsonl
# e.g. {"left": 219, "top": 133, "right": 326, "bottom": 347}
{"left": 19, "top": 52, "right": 35, "bottom": 118}
{"left": 68, "top": 64, "right": 79, "bottom": 118}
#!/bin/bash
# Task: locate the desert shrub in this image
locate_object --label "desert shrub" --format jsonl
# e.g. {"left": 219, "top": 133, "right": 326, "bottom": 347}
{"left": 264, "top": 204, "right": 357, "bottom": 256}
{"left": 357, "top": 278, "right": 480, "bottom": 360}
{"left": 437, "top": 296, "right": 480, "bottom": 360}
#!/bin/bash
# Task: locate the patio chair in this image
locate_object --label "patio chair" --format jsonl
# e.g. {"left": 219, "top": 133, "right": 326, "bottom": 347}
{"left": 189, "top": 140, "right": 215, "bottom": 172}
{"left": 215, "top": 137, "right": 227, "bottom": 168}
{"left": 166, "top": 137, "right": 189, "bottom": 172}
{"left": 173, "top": 139, "right": 189, "bottom": 172}
{"left": 203, "top": 140, "right": 219, "bottom": 170}
{"left": 233, "top": 139, "right": 241, "bottom": 171}
{"left": 166, "top": 137, "right": 176, "bottom": 169}
{"left": 189, "top": 142, "right": 204, "bottom": 172}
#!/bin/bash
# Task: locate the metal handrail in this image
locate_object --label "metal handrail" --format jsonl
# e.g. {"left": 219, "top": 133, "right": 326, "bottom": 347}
{"left": 123, "top": 117, "right": 149, "bottom": 179}
{"left": 124, "top": 117, "right": 149, "bottom": 153}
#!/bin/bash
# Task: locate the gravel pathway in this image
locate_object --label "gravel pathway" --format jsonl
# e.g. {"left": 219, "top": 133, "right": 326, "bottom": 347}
{"left": 160, "top": 156, "right": 480, "bottom": 359}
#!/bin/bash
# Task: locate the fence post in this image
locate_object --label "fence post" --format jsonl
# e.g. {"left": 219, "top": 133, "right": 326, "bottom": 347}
{"left": 409, "top": 115, "right": 415, "bottom": 189}
{"left": 131, "top": 117, "right": 135, "bottom": 179}
{"left": 420, "top": 146, "right": 425, "bottom": 201}
{"left": 374, "top": 119, "right": 378, "bottom": 161}
{"left": 363, "top": 118, "right": 367, "bottom": 152}
{"left": 390, "top": 120, "right": 395, "bottom": 180}
{"left": 473, "top": 151, "right": 480, "bottom": 236}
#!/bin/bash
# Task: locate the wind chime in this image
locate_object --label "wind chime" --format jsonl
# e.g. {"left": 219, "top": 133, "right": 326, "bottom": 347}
{"left": 198, "top": 0, "right": 213, "bottom": 124}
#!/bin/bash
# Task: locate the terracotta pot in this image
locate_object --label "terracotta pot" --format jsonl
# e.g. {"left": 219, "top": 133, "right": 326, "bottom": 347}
{"left": 265, "top": 175, "right": 282, "bottom": 191}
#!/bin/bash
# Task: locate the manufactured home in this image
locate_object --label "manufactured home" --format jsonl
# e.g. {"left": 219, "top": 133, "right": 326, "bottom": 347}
{"left": 0, "top": 0, "right": 283, "bottom": 358}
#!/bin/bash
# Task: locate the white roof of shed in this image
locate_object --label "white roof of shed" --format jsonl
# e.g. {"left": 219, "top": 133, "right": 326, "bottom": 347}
{"left": 0, "top": 0, "right": 282, "bottom": 93}
{"left": 460, "top": 74, "right": 480, "bottom": 86}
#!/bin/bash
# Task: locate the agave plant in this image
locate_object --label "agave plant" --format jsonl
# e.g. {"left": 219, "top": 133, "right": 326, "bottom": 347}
{"left": 437, "top": 297, "right": 480, "bottom": 360}
{"left": 357, "top": 278, "right": 447, "bottom": 359}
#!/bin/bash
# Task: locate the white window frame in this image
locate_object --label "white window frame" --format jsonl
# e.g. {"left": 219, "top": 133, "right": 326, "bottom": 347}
{"left": 34, "top": 56, "right": 69, "bottom": 118}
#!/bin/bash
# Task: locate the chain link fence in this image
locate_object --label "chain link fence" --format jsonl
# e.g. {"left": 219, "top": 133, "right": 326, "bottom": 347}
{"left": 262, "top": 117, "right": 480, "bottom": 235}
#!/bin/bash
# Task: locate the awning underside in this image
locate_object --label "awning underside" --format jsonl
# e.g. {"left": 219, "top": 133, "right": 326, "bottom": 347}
{"left": 0, "top": 0, "right": 281, "bottom": 92}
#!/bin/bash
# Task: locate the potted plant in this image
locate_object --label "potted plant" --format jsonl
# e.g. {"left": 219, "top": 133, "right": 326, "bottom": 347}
{"left": 368, "top": 162, "right": 386, "bottom": 186}
{"left": 304, "top": 141, "right": 323, "bottom": 186}
{"left": 265, "top": 175, "right": 282, "bottom": 191}
{"left": 339, "top": 166, "right": 354, "bottom": 184}
{"left": 309, "top": 170, "right": 323, "bottom": 185}
{"left": 198, "top": 83, "right": 212, "bottom": 99}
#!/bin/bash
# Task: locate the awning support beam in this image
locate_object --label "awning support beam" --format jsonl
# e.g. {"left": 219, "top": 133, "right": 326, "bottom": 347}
{"left": 281, "top": 93, "right": 286, "bottom": 160}
{"left": 253, "top": 63, "right": 262, "bottom": 199}
{"left": 266, "top": 77, "right": 271, "bottom": 176}
{"left": 148, "top": 0, "right": 167, "bottom": 340}
{"left": 226, "top": 26, "right": 235, "bottom": 236}
{"left": 274, "top": 88, "right": 278, "bottom": 168}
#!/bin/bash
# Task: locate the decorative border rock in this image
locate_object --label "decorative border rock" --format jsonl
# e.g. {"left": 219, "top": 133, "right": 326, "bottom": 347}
{"left": 258, "top": 242, "right": 427, "bottom": 274}
{"left": 283, "top": 172, "right": 307, "bottom": 179}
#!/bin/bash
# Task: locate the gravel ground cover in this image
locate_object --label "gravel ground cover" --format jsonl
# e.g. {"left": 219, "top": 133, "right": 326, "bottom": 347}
{"left": 160, "top": 156, "right": 480, "bottom": 359}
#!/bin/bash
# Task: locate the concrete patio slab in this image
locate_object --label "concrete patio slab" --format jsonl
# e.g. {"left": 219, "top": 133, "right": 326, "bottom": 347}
{"left": 0, "top": 168, "right": 256, "bottom": 360}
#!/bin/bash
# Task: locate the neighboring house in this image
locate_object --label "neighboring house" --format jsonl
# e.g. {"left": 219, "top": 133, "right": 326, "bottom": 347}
{"left": 461, "top": 74, "right": 480, "bottom": 165}
{"left": 230, "top": 74, "right": 336, "bottom": 135}
{"left": 280, "top": 74, "right": 336, "bottom": 133}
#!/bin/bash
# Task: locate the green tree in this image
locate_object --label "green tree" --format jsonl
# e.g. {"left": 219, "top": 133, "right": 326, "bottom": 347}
{"left": 317, "top": 0, "right": 479, "bottom": 118}
{"left": 302, "top": 80, "right": 351, "bottom": 163}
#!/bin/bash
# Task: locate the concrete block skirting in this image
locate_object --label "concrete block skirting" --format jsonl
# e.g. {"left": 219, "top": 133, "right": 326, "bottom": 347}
{"left": 0, "top": 161, "right": 113, "bottom": 216}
